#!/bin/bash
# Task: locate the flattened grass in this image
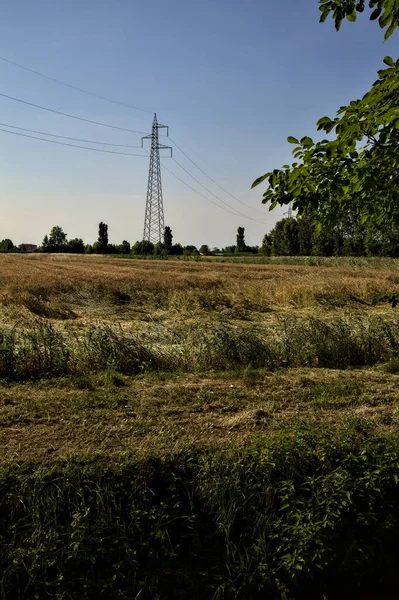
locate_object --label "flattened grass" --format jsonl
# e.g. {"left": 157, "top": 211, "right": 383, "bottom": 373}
{"left": 0, "top": 254, "right": 398, "bottom": 465}
{"left": 0, "top": 254, "right": 397, "bottom": 327}
{"left": 0, "top": 367, "right": 398, "bottom": 466}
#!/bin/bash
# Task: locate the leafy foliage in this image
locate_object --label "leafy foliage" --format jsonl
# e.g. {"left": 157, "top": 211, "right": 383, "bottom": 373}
{"left": 42, "top": 226, "right": 68, "bottom": 253}
{"left": 67, "top": 238, "right": 85, "bottom": 254}
{"left": 131, "top": 239, "right": 155, "bottom": 255}
{"left": 373, "top": 291, "right": 399, "bottom": 307}
{"left": 259, "top": 214, "right": 399, "bottom": 257}
{"left": 119, "top": 239, "right": 131, "bottom": 254}
{"left": 164, "top": 225, "right": 173, "bottom": 251}
{"left": 236, "top": 226, "right": 247, "bottom": 252}
{"left": 170, "top": 242, "right": 184, "bottom": 255}
{"left": 252, "top": 2, "right": 399, "bottom": 228}
{"left": 318, "top": 0, "right": 399, "bottom": 39}
{"left": 253, "top": 57, "right": 399, "bottom": 226}
{"left": 0, "top": 239, "right": 14, "bottom": 252}
{"left": 199, "top": 244, "right": 212, "bottom": 255}
{"left": 97, "top": 222, "right": 109, "bottom": 253}
{"left": 2, "top": 423, "right": 399, "bottom": 599}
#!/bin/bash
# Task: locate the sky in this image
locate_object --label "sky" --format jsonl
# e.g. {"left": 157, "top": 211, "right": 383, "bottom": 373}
{"left": 1, "top": 0, "right": 398, "bottom": 249}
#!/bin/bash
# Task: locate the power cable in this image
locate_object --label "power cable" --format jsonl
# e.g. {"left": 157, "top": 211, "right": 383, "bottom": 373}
{"left": 141, "top": 146, "right": 245, "bottom": 220}
{"left": 170, "top": 135, "right": 230, "bottom": 182}
{"left": 170, "top": 135, "right": 265, "bottom": 215}
{"left": 0, "top": 92, "right": 148, "bottom": 134}
{"left": 172, "top": 157, "right": 271, "bottom": 224}
{"left": 0, "top": 55, "right": 154, "bottom": 114}
{"left": 0, "top": 127, "right": 148, "bottom": 157}
{"left": 162, "top": 159, "right": 273, "bottom": 225}
{"left": 0, "top": 122, "right": 142, "bottom": 147}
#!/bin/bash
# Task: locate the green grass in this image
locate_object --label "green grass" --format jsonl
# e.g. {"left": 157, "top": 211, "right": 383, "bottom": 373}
{"left": 1, "top": 255, "right": 399, "bottom": 598}
{"left": 1, "top": 421, "right": 399, "bottom": 600}
{"left": 0, "top": 315, "right": 399, "bottom": 382}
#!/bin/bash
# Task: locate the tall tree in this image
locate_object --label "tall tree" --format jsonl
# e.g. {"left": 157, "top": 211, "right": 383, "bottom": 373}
{"left": 260, "top": 233, "right": 273, "bottom": 256}
{"left": 268, "top": 218, "right": 300, "bottom": 256}
{"left": 199, "top": 245, "right": 211, "bottom": 256}
{"left": 42, "top": 226, "right": 68, "bottom": 253}
{"left": 131, "top": 240, "right": 154, "bottom": 255}
{"left": 97, "top": 222, "right": 109, "bottom": 253}
{"left": 236, "top": 227, "right": 246, "bottom": 253}
{"left": 164, "top": 226, "right": 173, "bottom": 252}
{"left": 298, "top": 218, "right": 314, "bottom": 255}
{"left": 364, "top": 220, "right": 399, "bottom": 257}
{"left": 119, "top": 240, "right": 131, "bottom": 255}
{"left": 67, "top": 238, "right": 85, "bottom": 254}
{"left": 0, "top": 239, "right": 14, "bottom": 252}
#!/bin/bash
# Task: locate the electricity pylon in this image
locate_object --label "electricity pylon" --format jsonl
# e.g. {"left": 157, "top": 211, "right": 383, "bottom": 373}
{"left": 284, "top": 201, "right": 293, "bottom": 218}
{"left": 141, "top": 114, "right": 172, "bottom": 244}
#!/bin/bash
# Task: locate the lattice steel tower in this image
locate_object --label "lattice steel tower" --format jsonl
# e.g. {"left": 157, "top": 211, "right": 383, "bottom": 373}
{"left": 141, "top": 114, "right": 172, "bottom": 244}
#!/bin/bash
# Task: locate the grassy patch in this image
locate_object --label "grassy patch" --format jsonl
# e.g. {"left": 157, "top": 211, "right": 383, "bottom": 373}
{"left": 1, "top": 255, "right": 399, "bottom": 597}
{"left": 1, "top": 422, "right": 399, "bottom": 599}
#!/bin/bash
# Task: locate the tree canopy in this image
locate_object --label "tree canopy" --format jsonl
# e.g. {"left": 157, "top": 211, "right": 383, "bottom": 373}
{"left": 42, "top": 226, "right": 68, "bottom": 253}
{"left": 252, "top": 1, "right": 399, "bottom": 228}
{"left": 236, "top": 227, "right": 246, "bottom": 253}
{"left": 164, "top": 226, "right": 173, "bottom": 251}
{"left": 319, "top": 0, "right": 399, "bottom": 39}
{"left": 97, "top": 222, "right": 109, "bottom": 253}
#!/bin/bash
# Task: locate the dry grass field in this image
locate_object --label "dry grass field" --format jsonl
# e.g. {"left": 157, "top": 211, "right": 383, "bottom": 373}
{"left": 0, "top": 252, "right": 398, "bottom": 323}
{"left": 4, "top": 254, "right": 399, "bottom": 599}
{"left": 1, "top": 253, "right": 399, "bottom": 466}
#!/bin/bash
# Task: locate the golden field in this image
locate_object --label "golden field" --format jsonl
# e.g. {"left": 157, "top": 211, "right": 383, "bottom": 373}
{"left": 1, "top": 253, "right": 399, "bottom": 466}
{"left": 0, "top": 253, "right": 398, "bottom": 323}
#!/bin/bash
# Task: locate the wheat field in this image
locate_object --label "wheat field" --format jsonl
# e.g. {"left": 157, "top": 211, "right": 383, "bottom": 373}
{"left": 0, "top": 253, "right": 397, "bottom": 324}
{"left": 0, "top": 253, "right": 397, "bottom": 465}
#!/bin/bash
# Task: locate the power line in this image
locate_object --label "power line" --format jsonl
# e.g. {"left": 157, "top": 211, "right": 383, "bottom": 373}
{"left": 170, "top": 134, "right": 230, "bottom": 182}
{"left": 169, "top": 136, "right": 265, "bottom": 215}
{"left": 0, "top": 127, "right": 148, "bottom": 157}
{"left": 0, "top": 122, "right": 142, "bottom": 148}
{"left": 172, "top": 157, "right": 271, "bottom": 224}
{"left": 162, "top": 160, "right": 273, "bottom": 225}
{"left": 162, "top": 162, "right": 244, "bottom": 218}
{"left": 0, "top": 55, "right": 154, "bottom": 114}
{"left": 0, "top": 92, "right": 149, "bottom": 134}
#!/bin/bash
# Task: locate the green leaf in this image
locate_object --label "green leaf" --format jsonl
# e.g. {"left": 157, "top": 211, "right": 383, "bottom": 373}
{"left": 370, "top": 7, "right": 382, "bottom": 20}
{"left": 287, "top": 136, "right": 299, "bottom": 144}
{"left": 251, "top": 173, "right": 269, "bottom": 189}
{"left": 384, "top": 22, "right": 396, "bottom": 40}
{"left": 372, "top": 293, "right": 385, "bottom": 306}
{"left": 316, "top": 116, "right": 333, "bottom": 130}
{"left": 379, "top": 11, "right": 392, "bottom": 28}
{"left": 301, "top": 136, "right": 314, "bottom": 147}
{"left": 347, "top": 12, "right": 357, "bottom": 21}
{"left": 383, "top": 56, "right": 395, "bottom": 67}
{"left": 319, "top": 9, "right": 330, "bottom": 23}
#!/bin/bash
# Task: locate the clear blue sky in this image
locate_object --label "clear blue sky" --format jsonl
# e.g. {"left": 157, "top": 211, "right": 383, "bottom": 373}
{"left": 1, "top": 0, "right": 398, "bottom": 248}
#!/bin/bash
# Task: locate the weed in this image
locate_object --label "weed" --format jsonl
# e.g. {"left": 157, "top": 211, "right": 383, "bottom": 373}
{"left": 0, "top": 423, "right": 398, "bottom": 599}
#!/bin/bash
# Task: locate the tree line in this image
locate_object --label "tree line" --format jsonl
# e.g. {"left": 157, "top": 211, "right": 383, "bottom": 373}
{"left": 2, "top": 216, "right": 399, "bottom": 258}
{"left": 0, "top": 223, "right": 259, "bottom": 256}
{"left": 260, "top": 214, "right": 399, "bottom": 257}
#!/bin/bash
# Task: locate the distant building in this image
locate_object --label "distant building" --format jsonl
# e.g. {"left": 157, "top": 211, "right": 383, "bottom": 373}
{"left": 19, "top": 244, "right": 38, "bottom": 252}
